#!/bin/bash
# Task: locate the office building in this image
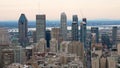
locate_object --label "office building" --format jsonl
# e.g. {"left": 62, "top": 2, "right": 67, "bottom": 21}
{"left": 1, "top": 49, "right": 14, "bottom": 67}
{"left": 46, "top": 30, "right": 51, "bottom": 48}
{"left": 72, "top": 15, "right": 78, "bottom": 41}
{"left": 13, "top": 46, "right": 26, "bottom": 64}
{"left": 91, "top": 27, "right": 99, "bottom": 43}
{"left": 68, "top": 41, "right": 84, "bottom": 61}
{"left": 32, "top": 31, "right": 37, "bottom": 43}
{"left": 18, "top": 14, "right": 28, "bottom": 47}
{"left": 60, "top": 12, "right": 67, "bottom": 41}
{"left": 112, "top": 26, "right": 117, "bottom": 45}
{"left": 91, "top": 57, "right": 99, "bottom": 68}
{"left": 50, "top": 38, "right": 58, "bottom": 53}
{"left": 117, "top": 43, "right": 120, "bottom": 55}
{"left": 101, "top": 33, "right": 111, "bottom": 48}
{"left": 80, "top": 18, "right": 87, "bottom": 48}
{"left": 60, "top": 41, "right": 70, "bottom": 53}
{"left": 36, "top": 38, "right": 46, "bottom": 53}
{"left": 51, "top": 28, "right": 60, "bottom": 41}
{"left": 36, "top": 14, "right": 46, "bottom": 42}
{"left": 107, "top": 57, "right": 116, "bottom": 68}
{"left": 100, "top": 57, "right": 107, "bottom": 68}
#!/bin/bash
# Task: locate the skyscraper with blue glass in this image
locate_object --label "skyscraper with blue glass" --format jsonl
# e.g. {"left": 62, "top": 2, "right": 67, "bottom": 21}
{"left": 72, "top": 15, "right": 78, "bottom": 41}
{"left": 80, "top": 18, "right": 87, "bottom": 48}
{"left": 18, "top": 13, "right": 28, "bottom": 47}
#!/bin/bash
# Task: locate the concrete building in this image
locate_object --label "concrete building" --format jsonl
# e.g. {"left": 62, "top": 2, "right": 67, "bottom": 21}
{"left": 60, "top": 12, "right": 67, "bottom": 41}
{"left": 107, "top": 57, "right": 116, "bottom": 68}
{"left": 60, "top": 41, "right": 70, "bottom": 53}
{"left": 100, "top": 57, "right": 107, "bottom": 68}
{"left": 7, "top": 63, "right": 24, "bottom": 68}
{"left": 0, "top": 28, "right": 10, "bottom": 67}
{"left": 0, "top": 28, "right": 10, "bottom": 46}
{"left": 68, "top": 41, "right": 84, "bottom": 61}
{"left": 45, "top": 30, "right": 51, "bottom": 48}
{"left": 51, "top": 28, "right": 62, "bottom": 49}
{"left": 36, "top": 14, "right": 46, "bottom": 42}
{"left": 72, "top": 15, "right": 78, "bottom": 41}
{"left": 117, "top": 43, "right": 120, "bottom": 56}
{"left": 50, "top": 38, "right": 58, "bottom": 53}
{"left": 51, "top": 28, "right": 60, "bottom": 41}
{"left": 13, "top": 46, "right": 26, "bottom": 64}
{"left": 80, "top": 18, "right": 87, "bottom": 48}
{"left": 36, "top": 38, "right": 46, "bottom": 53}
{"left": 18, "top": 14, "right": 28, "bottom": 47}
{"left": 91, "top": 57, "right": 99, "bottom": 68}
{"left": 1, "top": 49, "right": 14, "bottom": 67}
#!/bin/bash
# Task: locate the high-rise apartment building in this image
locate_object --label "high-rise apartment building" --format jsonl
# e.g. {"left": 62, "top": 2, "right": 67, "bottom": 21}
{"left": 36, "top": 38, "right": 46, "bottom": 53}
{"left": 91, "top": 57, "right": 99, "bottom": 68}
{"left": 0, "top": 28, "right": 10, "bottom": 46}
{"left": 91, "top": 27, "right": 99, "bottom": 43}
{"left": 1, "top": 49, "right": 14, "bottom": 67}
{"left": 80, "top": 18, "right": 87, "bottom": 48}
{"left": 36, "top": 14, "right": 46, "bottom": 42}
{"left": 68, "top": 41, "right": 84, "bottom": 62}
{"left": 50, "top": 38, "right": 58, "bottom": 53}
{"left": 18, "top": 14, "right": 28, "bottom": 47}
{"left": 60, "top": 12, "right": 67, "bottom": 41}
{"left": 51, "top": 28, "right": 60, "bottom": 41}
{"left": 72, "top": 15, "right": 78, "bottom": 41}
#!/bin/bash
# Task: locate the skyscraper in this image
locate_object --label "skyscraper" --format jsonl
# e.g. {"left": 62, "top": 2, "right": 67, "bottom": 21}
{"left": 36, "top": 14, "right": 46, "bottom": 42}
{"left": 45, "top": 30, "right": 51, "bottom": 48}
{"left": 60, "top": 12, "right": 67, "bottom": 41}
{"left": 0, "top": 28, "right": 10, "bottom": 46}
{"left": 101, "top": 33, "right": 111, "bottom": 48}
{"left": 112, "top": 26, "right": 117, "bottom": 45}
{"left": 91, "top": 27, "right": 99, "bottom": 43}
{"left": 72, "top": 15, "right": 78, "bottom": 41}
{"left": 80, "top": 18, "right": 87, "bottom": 48}
{"left": 18, "top": 14, "right": 28, "bottom": 47}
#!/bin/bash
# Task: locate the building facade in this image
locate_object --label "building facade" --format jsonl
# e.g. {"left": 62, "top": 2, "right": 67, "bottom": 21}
{"left": 18, "top": 14, "right": 28, "bottom": 47}
{"left": 60, "top": 12, "right": 67, "bottom": 41}
{"left": 36, "top": 14, "right": 46, "bottom": 42}
{"left": 72, "top": 15, "right": 78, "bottom": 41}
{"left": 80, "top": 18, "right": 87, "bottom": 48}
{"left": 91, "top": 27, "right": 99, "bottom": 43}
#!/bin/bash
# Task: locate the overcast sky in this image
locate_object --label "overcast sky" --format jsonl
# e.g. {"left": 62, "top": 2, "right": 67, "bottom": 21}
{"left": 0, "top": 0, "right": 120, "bottom": 21}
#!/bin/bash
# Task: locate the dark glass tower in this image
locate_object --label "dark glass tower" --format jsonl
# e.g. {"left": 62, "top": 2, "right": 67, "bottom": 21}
{"left": 45, "top": 30, "right": 51, "bottom": 48}
{"left": 72, "top": 15, "right": 78, "bottom": 41}
{"left": 18, "top": 13, "right": 28, "bottom": 47}
{"left": 112, "top": 26, "right": 117, "bottom": 45}
{"left": 101, "top": 33, "right": 111, "bottom": 48}
{"left": 80, "top": 18, "right": 87, "bottom": 48}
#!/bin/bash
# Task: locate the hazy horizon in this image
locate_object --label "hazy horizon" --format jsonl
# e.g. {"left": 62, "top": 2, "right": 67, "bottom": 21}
{"left": 0, "top": 0, "right": 120, "bottom": 21}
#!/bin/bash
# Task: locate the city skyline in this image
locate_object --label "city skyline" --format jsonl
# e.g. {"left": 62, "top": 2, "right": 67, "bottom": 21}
{"left": 0, "top": 0, "right": 120, "bottom": 21}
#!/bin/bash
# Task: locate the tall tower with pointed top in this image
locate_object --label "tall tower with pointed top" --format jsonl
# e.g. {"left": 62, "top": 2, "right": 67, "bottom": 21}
{"left": 60, "top": 12, "right": 67, "bottom": 41}
{"left": 18, "top": 13, "right": 28, "bottom": 47}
